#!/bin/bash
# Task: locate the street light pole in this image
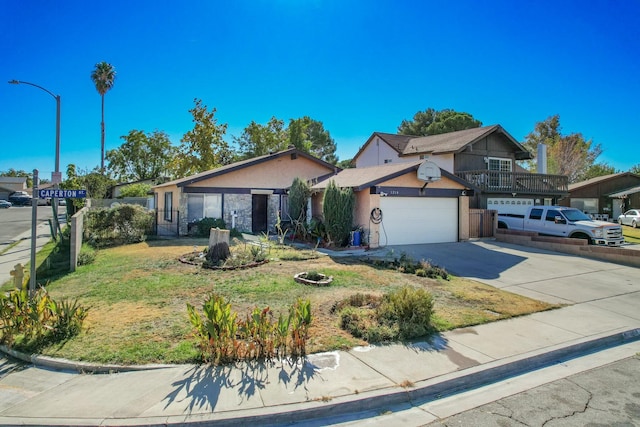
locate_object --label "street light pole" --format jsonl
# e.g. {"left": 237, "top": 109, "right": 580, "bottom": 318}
{"left": 8, "top": 79, "right": 61, "bottom": 237}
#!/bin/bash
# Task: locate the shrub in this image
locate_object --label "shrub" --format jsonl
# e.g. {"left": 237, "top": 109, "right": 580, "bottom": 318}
{"left": 367, "top": 254, "right": 449, "bottom": 280}
{"left": 0, "top": 286, "right": 88, "bottom": 347}
{"left": 187, "top": 294, "right": 312, "bottom": 364}
{"left": 288, "top": 177, "right": 311, "bottom": 239}
{"left": 117, "top": 183, "right": 152, "bottom": 198}
{"left": 322, "top": 180, "right": 355, "bottom": 247}
{"left": 85, "top": 204, "right": 154, "bottom": 248}
{"left": 192, "top": 218, "right": 226, "bottom": 237}
{"left": 307, "top": 217, "right": 327, "bottom": 243}
{"left": 377, "top": 286, "right": 434, "bottom": 339}
{"left": 77, "top": 245, "right": 97, "bottom": 266}
{"left": 336, "top": 286, "right": 435, "bottom": 342}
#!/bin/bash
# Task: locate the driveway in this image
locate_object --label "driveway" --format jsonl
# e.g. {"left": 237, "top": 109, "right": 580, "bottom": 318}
{"left": 381, "top": 240, "right": 640, "bottom": 306}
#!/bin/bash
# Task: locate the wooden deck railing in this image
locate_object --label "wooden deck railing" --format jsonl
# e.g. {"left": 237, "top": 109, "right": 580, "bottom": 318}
{"left": 456, "top": 170, "right": 568, "bottom": 195}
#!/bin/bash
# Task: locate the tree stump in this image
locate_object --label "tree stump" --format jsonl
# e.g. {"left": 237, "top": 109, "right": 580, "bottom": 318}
{"left": 207, "top": 228, "right": 230, "bottom": 265}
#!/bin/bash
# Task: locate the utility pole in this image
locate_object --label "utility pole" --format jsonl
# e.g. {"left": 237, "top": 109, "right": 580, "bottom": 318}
{"left": 30, "top": 169, "right": 39, "bottom": 295}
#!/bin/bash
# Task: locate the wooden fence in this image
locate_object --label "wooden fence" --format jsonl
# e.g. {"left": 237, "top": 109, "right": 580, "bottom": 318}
{"left": 469, "top": 209, "right": 497, "bottom": 238}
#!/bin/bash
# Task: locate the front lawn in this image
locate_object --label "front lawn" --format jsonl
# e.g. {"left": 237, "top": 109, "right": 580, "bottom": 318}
{"left": 9, "top": 239, "right": 559, "bottom": 365}
{"left": 623, "top": 225, "right": 640, "bottom": 244}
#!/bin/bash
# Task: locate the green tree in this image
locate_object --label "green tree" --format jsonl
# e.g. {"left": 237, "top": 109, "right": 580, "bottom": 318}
{"left": 398, "top": 108, "right": 482, "bottom": 136}
{"left": 170, "top": 99, "right": 235, "bottom": 178}
{"left": 523, "top": 115, "right": 602, "bottom": 183}
{"left": 288, "top": 117, "right": 338, "bottom": 164}
{"left": 60, "top": 164, "right": 84, "bottom": 214}
{"left": 630, "top": 164, "right": 640, "bottom": 175}
{"left": 336, "top": 158, "right": 354, "bottom": 169}
{"left": 90, "top": 62, "right": 117, "bottom": 171}
{"left": 582, "top": 163, "right": 618, "bottom": 180}
{"left": 234, "top": 116, "right": 338, "bottom": 164}
{"left": 106, "top": 130, "right": 175, "bottom": 182}
{"left": 83, "top": 169, "right": 115, "bottom": 199}
{"left": 288, "top": 177, "right": 312, "bottom": 239}
{"left": 234, "top": 116, "right": 287, "bottom": 159}
{"left": 118, "top": 183, "right": 152, "bottom": 198}
{"left": 322, "top": 180, "right": 355, "bottom": 247}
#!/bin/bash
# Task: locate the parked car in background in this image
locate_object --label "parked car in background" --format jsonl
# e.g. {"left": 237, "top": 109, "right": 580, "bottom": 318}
{"left": 8, "top": 191, "right": 31, "bottom": 206}
{"left": 0, "top": 200, "right": 12, "bottom": 209}
{"left": 618, "top": 209, "right": 640, "bottom": 228}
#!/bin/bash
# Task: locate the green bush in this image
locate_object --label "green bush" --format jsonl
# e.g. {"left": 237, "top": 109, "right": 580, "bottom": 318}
{"left": 377, "top": 286, "right": 434, "bottom": 339}
{"left": 117, "top": 183, "right": 152, "bottom": 198}
{"left": 336, "top": 286, "right": 435, "bottom": 342}
{"left": 85, "top": 204, "right": 154, "bottom": 248}
{"left": 367, "top": 254, "right": 449, "bottom": 280}
{"left": 187, "top": 293, "right": 312, "bottom": 364}
{"left": 322, "top": 180, "right": 355, "bottom": 247}
{"left": 0, "top": 286, "right": 89, "bottom": 348}
{"left": 192, "top": 217, "right": 226, "bottom": 237}
{"left": 288, "top": 177, "right": 311, "bottom": 239}
{"left": 77, "top": 245, "right": 97, "bottom": 266}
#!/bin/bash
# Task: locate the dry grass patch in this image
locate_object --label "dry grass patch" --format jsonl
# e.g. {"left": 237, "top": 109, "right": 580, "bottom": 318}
{"left": 34, "top": 238, "right": 560, "bottom": 364}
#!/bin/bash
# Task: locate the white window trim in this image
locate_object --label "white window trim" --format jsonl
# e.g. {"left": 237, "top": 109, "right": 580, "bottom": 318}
{"left": 488, "top": 157, "right": 512, "bottom": 172}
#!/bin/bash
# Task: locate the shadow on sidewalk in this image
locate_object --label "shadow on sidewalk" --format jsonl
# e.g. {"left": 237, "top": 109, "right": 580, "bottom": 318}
{"left": 164, "top": 356, "right": 318, "bottom": 412}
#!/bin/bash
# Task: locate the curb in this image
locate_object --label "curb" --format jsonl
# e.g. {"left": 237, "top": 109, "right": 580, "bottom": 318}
{"left": 0, "top": 345, "right": 176, "bottom": 373}
{"left": 182, "top": 327, "right": 640, "bottom": 427}
{"left": 1, "top": 328, "right": 639, "bottom": 426}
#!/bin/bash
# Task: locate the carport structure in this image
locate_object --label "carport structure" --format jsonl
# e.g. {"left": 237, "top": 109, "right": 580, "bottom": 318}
{"left": 311, "top": 161, "right": 473, "bottom": 247}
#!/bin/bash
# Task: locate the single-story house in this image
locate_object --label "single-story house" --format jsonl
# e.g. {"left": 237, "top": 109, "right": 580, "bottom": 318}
{"left": 559, "top": 172, "right": 640, "bottom": 220}
{"left": 311, "top": 160, "right": 472, "bottom": 247}
{"left": 153, "top": 148, "right": 338, "bottom": 236}
{"left": 0, "top": 176, "right": 28, "bottom": 200}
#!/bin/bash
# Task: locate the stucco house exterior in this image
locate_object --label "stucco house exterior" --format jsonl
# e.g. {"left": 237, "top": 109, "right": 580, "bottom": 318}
{"left": 311, "top": 161, "right": 472, "bottom": 247}
{"left": 0, "top": 176, "right": 28, "bottom": 201}
{"left": 153, "top": 148, "right": 338, "bottom": 236}
{"left": 352, "top": 125, "right": 569, "bottom": 216}
{"left": 559, "top": 172, "right": 640, "bottom": 220}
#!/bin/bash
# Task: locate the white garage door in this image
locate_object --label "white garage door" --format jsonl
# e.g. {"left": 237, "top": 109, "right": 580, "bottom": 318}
{"left": 379, "top": 197, "right": 458, "bottom": 245}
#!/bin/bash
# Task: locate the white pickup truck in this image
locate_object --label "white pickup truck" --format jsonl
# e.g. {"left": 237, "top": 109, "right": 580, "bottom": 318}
{"left": 498, "top": 206, "right": 625, "bottom": 246}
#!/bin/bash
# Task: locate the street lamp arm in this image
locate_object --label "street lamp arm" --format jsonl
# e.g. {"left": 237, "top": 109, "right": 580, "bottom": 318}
{"left": 8, "top": 79, "right": 59, "bottom": 100}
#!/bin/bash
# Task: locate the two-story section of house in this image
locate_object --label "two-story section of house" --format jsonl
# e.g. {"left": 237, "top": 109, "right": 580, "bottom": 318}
{"left": 353, "top": 125, "right": 568, "bottom": 215}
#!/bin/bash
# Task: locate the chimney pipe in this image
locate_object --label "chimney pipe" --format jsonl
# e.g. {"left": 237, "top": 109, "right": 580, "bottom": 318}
{"left": 537, "top": 143, "right": 547, "bottom": 174}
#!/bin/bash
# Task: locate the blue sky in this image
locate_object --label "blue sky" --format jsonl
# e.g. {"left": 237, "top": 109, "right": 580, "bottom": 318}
{"left": 2, "top": 0, "right": 639, "bottom": 181}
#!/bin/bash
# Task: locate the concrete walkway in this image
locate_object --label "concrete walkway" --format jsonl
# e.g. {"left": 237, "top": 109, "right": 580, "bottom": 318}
{"left": 1, "top": 240, "right": 639, "bottom": 426}
{"left": 0, "top": 220, "right": 55, "bottom": 288}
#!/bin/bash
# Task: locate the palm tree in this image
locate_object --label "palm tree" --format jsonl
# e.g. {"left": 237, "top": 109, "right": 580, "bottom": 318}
{"left": 90, "top": 62, "right": 116, "bottom": 172}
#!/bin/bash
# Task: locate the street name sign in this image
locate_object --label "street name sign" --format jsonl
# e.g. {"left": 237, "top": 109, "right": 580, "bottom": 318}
{"left": 39, "top": 189, "right": 87, "bottom": 199}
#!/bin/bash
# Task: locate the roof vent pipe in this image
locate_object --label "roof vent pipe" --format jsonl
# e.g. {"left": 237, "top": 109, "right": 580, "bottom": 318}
{"left": 537, "top": 143, "right": 547, "bottom": 174}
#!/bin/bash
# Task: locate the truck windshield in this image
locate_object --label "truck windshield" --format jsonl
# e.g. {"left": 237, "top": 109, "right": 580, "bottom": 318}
{"left": 563, "top": 209, "right": 592, "bottom": 221}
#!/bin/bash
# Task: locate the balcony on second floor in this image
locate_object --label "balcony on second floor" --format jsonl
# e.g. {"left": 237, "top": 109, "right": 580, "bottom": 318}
{"left": 456, "top": 170, "right": 569, "bottom": 195}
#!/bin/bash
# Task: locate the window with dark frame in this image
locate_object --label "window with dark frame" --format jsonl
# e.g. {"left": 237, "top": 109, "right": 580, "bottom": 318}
{"left": 164, "top": 192, "right": 173, "bottom": 221}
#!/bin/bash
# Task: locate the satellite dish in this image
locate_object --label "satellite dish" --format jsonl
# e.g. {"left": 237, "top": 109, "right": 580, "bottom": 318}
{"left": 417, "top": 161, "right": 441, "bottom": 183}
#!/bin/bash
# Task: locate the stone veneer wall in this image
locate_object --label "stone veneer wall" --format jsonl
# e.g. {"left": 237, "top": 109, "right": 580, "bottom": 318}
{"left": 267, "top": 195, "right": 281, "bottom": 231}
{"left": 224, "top": 194, "right": 252, "bottom": 232}
{"left": 178, "top": 192, "right": 189, "bottom": 236}
{"left": 178, "top": 192, "right": 284, "bottom": 235}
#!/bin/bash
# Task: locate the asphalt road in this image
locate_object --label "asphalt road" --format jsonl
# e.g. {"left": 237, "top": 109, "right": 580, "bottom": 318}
{"left": 425, "top": 355, "right": 640, "bottom": 427}
{"left": 0, "top": 203, "right": 56, "bottom": 244}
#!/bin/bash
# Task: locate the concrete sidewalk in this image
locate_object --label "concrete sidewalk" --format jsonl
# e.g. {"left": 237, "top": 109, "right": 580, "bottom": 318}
{"left": 0, "top": 241, "right": 639, "bottom": 426}
{"left": 0, "top": 221, "right": 54, "bottom": 288}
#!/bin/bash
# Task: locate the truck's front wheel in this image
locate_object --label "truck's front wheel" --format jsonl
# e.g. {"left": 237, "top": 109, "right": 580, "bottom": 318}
{"left": 571, "top": 233, "right": 592, "bottom": 245}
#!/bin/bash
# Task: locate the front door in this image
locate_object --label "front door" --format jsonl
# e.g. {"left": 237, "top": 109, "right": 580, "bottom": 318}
{"left": 252, "top": 194, "right": 268, "bottom": 233}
